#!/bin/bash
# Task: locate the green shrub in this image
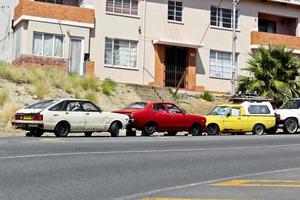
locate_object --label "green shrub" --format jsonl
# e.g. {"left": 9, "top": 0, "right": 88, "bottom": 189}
{"left": 101, "top": 78, "right": 117, "bottom": 95}
{"left": 201, "top": 91, "right": 214, "bottom": 102}
{"left": 80, "top": 76, "right": 99, "bottom": 91}
{"left": 33, "top": 80, "right": 52, "bottom": 100}
{"left": 0, "top": 89, "right": 10, "bottom": 107}
{"left": 84, "top": 90, "right": 99, "bottom": 105}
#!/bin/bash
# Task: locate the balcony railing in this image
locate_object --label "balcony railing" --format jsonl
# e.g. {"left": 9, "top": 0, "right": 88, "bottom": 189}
{"left": 14, "top": 0, "right": 95, "bottom": 25}
{"left": 251, "top": 31, "right": 300, "bottom": 50}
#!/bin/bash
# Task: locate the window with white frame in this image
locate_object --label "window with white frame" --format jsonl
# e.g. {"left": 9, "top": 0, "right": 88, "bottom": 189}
{"left": 36, "top": 0, "right": 64, "bottom": 4}
{"left": 33, "top": 33, "right": 63, "bottom": 58}
{"left": 209, "top": 50, "right": 238, "bottom": 79}
{"left": 210, "top": 6, "right": 239, "bottom": 29}
{"left": 168, "top": 0, "right": 183, "bottom": 22}
{"left": 105, "top": 38, "right": 137, "bottom": 68}
{"left": 106, "top": 0, "right": 138, "bottom": 15}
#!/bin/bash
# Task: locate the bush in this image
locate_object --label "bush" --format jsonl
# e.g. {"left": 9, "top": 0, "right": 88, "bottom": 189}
{"left": 32, "top": 80, "right": 52, "bottom": 100}
{"left": 101, "top": 78, "right": 117, "bottom": 95}
{"left": 201, "top": 91, "right": 214, "bottom": 102}
{"left": 84, "top": 90, "right": 99, "bottom": 105}
{"left": 80, "top": 76, "right": 99, "bottom": 91}
{"left": 0, "top": 89, "right": 10, "bottom": 107}
{"left": 0, "top": 102, "right": 23, "bottom": 130}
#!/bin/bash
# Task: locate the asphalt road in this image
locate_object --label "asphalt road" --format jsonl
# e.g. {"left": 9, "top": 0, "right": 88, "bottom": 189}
{"left": 1, "top": 134, "right": 300, "bottom": 200}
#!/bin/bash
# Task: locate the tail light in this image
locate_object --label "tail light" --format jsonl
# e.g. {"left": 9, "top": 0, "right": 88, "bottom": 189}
{"left": 15, "top": 114, "right": 21, "bottom": 120}
{"left": 32, "top": 114, "right": 43, "bottom": 121}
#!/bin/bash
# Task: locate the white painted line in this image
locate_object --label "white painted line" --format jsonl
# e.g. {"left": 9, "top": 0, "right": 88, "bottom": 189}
{"left": 112, "top": 167, "right": 300, "bottom": 200}
{"left": 1, "top": 143, "right": 300, "bottom": 160}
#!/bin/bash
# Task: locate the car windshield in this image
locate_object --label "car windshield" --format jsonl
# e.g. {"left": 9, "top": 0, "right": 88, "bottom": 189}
{"left": 125, "top": 102, "right": 147, "bottom": 109}
{"left": 26, "top": 100, "right": 56, "bottom": 109}
{"left": 209, "top": 106, "right": 230, "bottom": 116}
{"left": 280, "top": 100, "right": 300, "bottom": 109}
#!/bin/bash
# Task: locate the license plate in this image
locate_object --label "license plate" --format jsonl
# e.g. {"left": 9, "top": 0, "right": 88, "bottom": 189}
{"left": 23, "top": 115, "right": 32, "bottom": 120}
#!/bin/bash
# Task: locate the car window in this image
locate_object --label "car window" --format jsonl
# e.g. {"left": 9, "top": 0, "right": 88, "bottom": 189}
{"left": 167, "top": 104, "right": 182, "bottom": 114}
{"left": 248, "top": 105, "right": 270, "bottom": 114}
{"left": 153, "top": 104, "right": 166, "bottom": 112}
{"left": 230, "top": 108, "right": 240, "bottom": 116}
{"left": 66, "top": 101, "right": 83, "bottom": 112}
{"left": 209, "top": 106, "right": 230, "bottom": 116}
{"left": 49, "top": 101, "right": 67, "bottom": 111}
{"left": 125, "top": 102, "right": 147, "bottom": 109}
{"left": 82, "top": 102, "right": 99, "bottom": 112}
{"left": 26, "top": 100, "right": 56, "bottom": 109}
{"left": 280, "top": 100, "right": 300, "bottom": 109}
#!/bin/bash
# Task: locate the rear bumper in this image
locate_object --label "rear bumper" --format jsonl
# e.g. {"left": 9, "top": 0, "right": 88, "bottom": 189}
{"left": 12, "top": 121, "right": 44, "bottom": 130}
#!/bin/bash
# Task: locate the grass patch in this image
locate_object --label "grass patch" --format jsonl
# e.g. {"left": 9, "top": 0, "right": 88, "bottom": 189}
{"left": 0, "top": 89, "right": 10, "bottom": 106}
{"left": 32, "top": 80, "right": 52, "bottom": 100}
{"left": 200, "top": 91, "right": 214, "bottom": 102}
{"left": 84, "top": 90, "right": 99, "bottom": 105}
{"left": 101, "top": 78, "right": 117, "bottom": 95}
{"left": 0, "top": 102, "right": 23, "bottom": 130}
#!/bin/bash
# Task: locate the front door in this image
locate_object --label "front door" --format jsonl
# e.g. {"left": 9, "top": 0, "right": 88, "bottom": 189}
{"left": 165, "top": 46, "right": 188, "bottom": 88}
{"left": 69, "top": 37, "right": 84, "bottom": 75}
{"left": 81, "top": 101, "right": 106, "bottom": 131}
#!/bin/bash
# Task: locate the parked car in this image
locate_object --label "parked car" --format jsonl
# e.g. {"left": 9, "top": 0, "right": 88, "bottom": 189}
{"left": 12, "top": 99, "right": 129, "bottom": 137}
{"left": 114, "top": 102, "right": 206, "bottom": 136}
{"left": 275, "top": 98, "right": 300, "bottom": 134}
{"left": 205, "top": 101, "right": 277, "bottom": 135}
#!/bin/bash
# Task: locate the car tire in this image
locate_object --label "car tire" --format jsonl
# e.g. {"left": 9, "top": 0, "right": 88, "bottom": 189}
{"left": 189, "top": 124, "right": 202, "bottom": 136}
{"left": 252, "top": 124, "right": 265, "bottom": 135}
{"left": 84, "top": 132, "right": 93, "bottom": 137}
{"left": 25, "top": 132, "right": 33, "bottom": 137}
{"left": 109, "top": 122, "right": 120, "bottom": 137}
{"left": 31, "top": 129, "right": 44, "bottom": 137}
{"left": 283, "top": 118, "right": 298, "bottom": 134}
{"left": 54, "top": 122, "right": 70, "bottom": 137}
{"left": 126, "top": 129, "right": 136, "bottom": 137}
{"left": 265, "top": 127, "right": 278, "bottom": 135}
{"left": 206, "top": 124, "right": 219, "bottom": 135}
{"left": 167, "top": 131, "right": 177, "bottom": 136}
{"left": 142, "top": 123, "right": 157, "bottom": 136}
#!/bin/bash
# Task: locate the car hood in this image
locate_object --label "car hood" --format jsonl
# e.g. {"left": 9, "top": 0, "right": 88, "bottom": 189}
{"left": 274, "top": 109, "right": 299, "bottom": 120}
{"left": 113, "top": 109, "right": 141, "bottom": 115}
{"left": 16, "top": 108, "right": 44, "bottom": 114}
{"left": 103, "top": 112, "right": 129, "bottom": 120}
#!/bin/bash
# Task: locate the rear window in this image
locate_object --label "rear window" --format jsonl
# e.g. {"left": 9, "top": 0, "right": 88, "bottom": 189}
{"left": 26, "top": 100, "right": 56, "bottom": 109}
{"left": 125, "top": 102, "right": 147, "bottom": 109}
{"left": 248, "top": 105, "right": 270, "bottom": 114}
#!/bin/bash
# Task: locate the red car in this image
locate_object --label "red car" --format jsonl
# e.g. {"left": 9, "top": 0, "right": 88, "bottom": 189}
{"left": 114, "top": 102, "right": 206, "bottom": 136}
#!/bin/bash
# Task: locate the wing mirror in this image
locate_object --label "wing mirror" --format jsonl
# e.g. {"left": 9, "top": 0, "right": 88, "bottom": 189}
{"left": 226, "top": 112, "right": 231, "bottom": 117}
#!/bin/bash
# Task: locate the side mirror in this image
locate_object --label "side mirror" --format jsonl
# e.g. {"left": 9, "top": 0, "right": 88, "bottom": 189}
{"left": 226, "top": 112, "right": 231, "bottom": 117}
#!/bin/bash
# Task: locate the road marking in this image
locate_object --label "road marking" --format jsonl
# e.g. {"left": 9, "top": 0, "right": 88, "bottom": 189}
{"left": 111, "top": 167, "right": 300, "bottom": 200}
{"left": 210, "top": 179, "right": 300, "bottom": 188}
{"left": 40, "top": 139, "right": 65, "bottom": 143}
{"left": 1, "top": 143, "right": 300, "bottom": 160}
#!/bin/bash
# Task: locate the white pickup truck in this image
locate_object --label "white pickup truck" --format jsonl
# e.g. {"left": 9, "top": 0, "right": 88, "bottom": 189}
{"left": 274, "top": 98, "right": 300, "bottom": 134}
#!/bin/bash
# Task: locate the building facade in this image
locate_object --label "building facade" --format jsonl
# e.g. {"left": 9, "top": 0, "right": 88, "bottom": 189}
{"left": 1, "top": 0, "right": 300, "bottom": 94}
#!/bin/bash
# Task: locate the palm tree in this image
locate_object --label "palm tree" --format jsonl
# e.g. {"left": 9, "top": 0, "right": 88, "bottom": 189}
{"left": 238, "top": 45, "right": 300, "bottom": 104}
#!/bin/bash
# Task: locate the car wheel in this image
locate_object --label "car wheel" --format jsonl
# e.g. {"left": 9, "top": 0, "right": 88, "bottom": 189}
{"left": 283, "top": 118, "right": 298, "bottom": 134}
{"left": 206, "top": 124, "right": 219, "bottom": 135}
{"left": 109, "top": 122, "right": 120, "bottom": 137}
{"left": 167, "top": 131, "right": 177, "bottom": 136}
{"left": 252, "top": 124, "right": 265, "bottom": 135}
{"left": 31, "top": 129, "right": 44, "bottom": 137}
{"left": 265, "top": 127, "right": 278, "bottom": 135}
{"left": 84, "top": 132, "right": 93, "bottom": 137}
{"left": 54, "top": 122, "right": 70, "bottom": 137}
{"left": 189, "top": 124, "right": 202, "bottom": 136}
{"left": 126, "top": 129, "right": 136, "bottom": 137}
{"left": 143, "top": 123, "right": 157, "bottom": 136}
{"left": 25, "top": 132, "right": 33, "bottom": 137}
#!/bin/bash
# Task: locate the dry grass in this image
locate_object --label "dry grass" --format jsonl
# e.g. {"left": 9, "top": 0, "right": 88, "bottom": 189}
{"left": 0, "top": 102, "right": 23, "bottom": 131}
{"left": 32, "top": 80, "right": 52, "bottom": 100}
{"left": 0, "top": 89, "right": 10, "bottom": 106}
{"left": 84, "top": 90, "right": 99, "bottom": 105}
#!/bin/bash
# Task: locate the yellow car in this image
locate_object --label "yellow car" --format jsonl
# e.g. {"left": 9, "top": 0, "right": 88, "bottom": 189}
{"left": 205, "top": 102, "right": 277, "bottom": 135}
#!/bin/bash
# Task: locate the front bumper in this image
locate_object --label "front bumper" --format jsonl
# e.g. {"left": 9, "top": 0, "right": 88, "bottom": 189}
{"left": 12, "top": 121, "right": 44, "bottom": 130}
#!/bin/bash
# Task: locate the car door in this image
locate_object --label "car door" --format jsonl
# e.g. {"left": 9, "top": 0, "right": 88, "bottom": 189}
{"left": 64, "top": 101, "right": 86, "bottom": 131}
{"left": 223, "top": 107, "right": 243, "bottom": 132}
{"left": 81, "top": 101, "right": 106, "bottom": 131}
{"left": 152, "top": 103, "right": 169, "bottom": 130}
{"left": 166, "top": 103, "right": 187, "bottom": 130}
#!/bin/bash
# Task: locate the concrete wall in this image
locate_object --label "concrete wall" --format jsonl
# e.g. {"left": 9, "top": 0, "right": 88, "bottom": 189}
{"left": 0, "top": 0, "right": 18, "bottom": 62}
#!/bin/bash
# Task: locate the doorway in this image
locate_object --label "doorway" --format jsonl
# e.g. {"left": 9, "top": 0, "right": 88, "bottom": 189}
{"left": 165, "top": 46, "right": 188, "bottom": 88}
{"left": 69, "top": 37, "right": 84, "bottom": 75}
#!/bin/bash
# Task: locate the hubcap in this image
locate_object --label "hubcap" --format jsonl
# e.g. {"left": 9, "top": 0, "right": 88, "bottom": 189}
{"left": 256, "top": 126, "right": 263, "bottom": 135}
{"left": 287, "top": 121, "right": 297, "bottom": 133}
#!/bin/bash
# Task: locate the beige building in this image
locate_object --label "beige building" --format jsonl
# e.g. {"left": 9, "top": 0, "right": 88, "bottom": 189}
{"left": 2, "top": 0, "right": 300, "bottom": 94}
